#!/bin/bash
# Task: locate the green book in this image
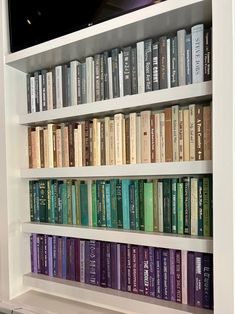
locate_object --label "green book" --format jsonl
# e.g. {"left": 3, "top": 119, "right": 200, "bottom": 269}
{"left": 62, "top": 181, "right": 68, "bottom": 224}
{"left": 171, "top": 178, "right": 178, "bottom": 234}
{"left": 67, "top": 179, "right": 72, "bottom": 225}
{"left": 50, "top": 180, "right": 56, "bottom": 224}
{"left": 144, "top": 181, "right": 154, "bottom": 232}
{"left": 39, "top": 179, "right": 47, "bottom": 222}
{"left": 134, "top": 180, "right": 140, "bottom": 230}
{"left": 198, "top": 178, "right": 203, "bottom": 236}
{"left": 80, "top": 182, "right": 88, "bottom": 226}
{"left": 105, "top": 181, "right": 111, "bottom": 228}
{"left": 153, "top": 179, "right": 159, "bottom": 232}
{"left": 100, "top": 180, "right": 106, "bottom": 227}
{"left": 163, "top": 179, "right": 172, "bottom": 233}
{"left": 139, "top": 179, "right": 145, "bottom": 231}
{"left": 116, "top": 180, "right": 123, "bottom": 229}
{"left": 91, "top": 182, "right": 97, "bottom": 227}
{"left": 72, "top": 183, "right": 77, "bottom": 225}
{"left": 203, "top": 177, "right": 211, "bottom": 236}
{"left": 110, "top": 179, "right": 118, "bottom": 228}
{"left": 29, "top": 181, "right": 34, "bottom": 221}
{"left": 177, "top": 182, "right": 184, "bottom": 234}
{"left": 183, "top": 177, "right": 191, "bottom": 234}
{"left": 53, "top": 180, "right": 58, "bottom": 224}
{"left": 75, "top": 180, "right": 81, "bottom": 225}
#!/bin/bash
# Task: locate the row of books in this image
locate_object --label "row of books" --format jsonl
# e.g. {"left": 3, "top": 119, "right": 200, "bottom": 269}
{"left": 29, "top": 176, "right": 212, "bottom": 236}
{"left": 30, "top": 234, "right": 213, "bottom": 309}
{"left": 26, "top": 24, "right": 211, "bottom": 113}
{"left": 28, "top": 103, "right": 212, "bottom": 169}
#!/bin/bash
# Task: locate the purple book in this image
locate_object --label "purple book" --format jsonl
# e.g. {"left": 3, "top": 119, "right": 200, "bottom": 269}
{"left": 143, "top": 247, "right": 150, "bottom": 296}
{"left": 149, "top": 247, "right": 155, "bottom": 297}
{"left": 74, "top": 238, "right": 80, "bottom": 282}
{"left": 162, "top": 249, "right": 170, "bottom": 300}
{"left": 52, "top": 236, "right": 57, "bottom": 277}
{"left": 111, "top": 243, "right": 118, "bottom": 289}
{"left": 30, "top": 235, "right": 34, "bottom": 273}
{"left": 203, "top": 253, "right": 213, "bottom": 309}
{"left": 175, "top": 250, "right": 182, "bottom": 303}
{"left": 39, "top": 234, "right": 45, "bottom": 274}
{"left": 47, "top": 236, "right": 53, "bottom": 277}
{"left": 62, "top": 237, "right": 67, "bottom": 279}
{"left": 169, "top": 249, "right": 176, "bottom": 301}
{"left": 120, "top": 244, "right": 127, "bottom": 291}
{"left": 127, "top": 244, "right": 132, "bottom": 292}
{"left": 89, "top": 240, "right": 96, "bottom": 285}
{"left": 66, "top": 238, "right": 71, "bottom": 280}
{"left": 117, "top": 244, "right": 121, "bottom": 290}
{"left": 85, "top": 240, "right": 90, "bottom": 284}
{"left": 57, "top": 237, "right": 62, "bottom": 278}
{"left": 138, "top": 246, "right": 144, "bottom": 295}
{"left": 33, "top": 234, "right": 38, "bottom": 273}
{"left": 187, "top": 251, "right": 195, "bottom": 306}
{"left": 131, "top": 245, "right": 139, "bottom": 293}
{"left": 195, "top": 252, "right": 203, "bottom": 307}
{"left": 155, "top": 248, "right": 163, "bottom": 299}
{"left": 106, "top": 242, "right": 112, "bottom": 288}
{"left": 100, "top": 241, "right": 107, "bottom": 287}
{"left": 80, "top": 240, "right": 85, "bottom": 283}
{"left": 96, "top": 241, "right": 101, "bottom": 286}
{"left": 44, "top": 235, "right": 48, "bottom": 275}
{"left": 70, "top": 238, "right": 75, "bottom": 281}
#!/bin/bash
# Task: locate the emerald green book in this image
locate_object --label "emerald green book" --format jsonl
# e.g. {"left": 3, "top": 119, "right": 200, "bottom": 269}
{"left": 144, "top": 181, "right": 154, "bottom": 232}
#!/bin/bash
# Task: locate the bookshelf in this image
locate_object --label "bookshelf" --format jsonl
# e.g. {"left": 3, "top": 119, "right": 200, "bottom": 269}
{"left": 0, "top": 0, "right": 234, "bottom": 313}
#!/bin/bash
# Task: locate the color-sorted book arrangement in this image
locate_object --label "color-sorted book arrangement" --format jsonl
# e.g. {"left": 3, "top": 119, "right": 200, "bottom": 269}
{"left": 30, "top": 234, "right": 213, "bottom": 309}
{"left": 30, "top": 175, "right": 212, "bottom": 237}
{"left": 28, "top": 103, "right": 212, "bottom": 168}
{"left": 26, "top": 24, "right": 211, "bottom": 113}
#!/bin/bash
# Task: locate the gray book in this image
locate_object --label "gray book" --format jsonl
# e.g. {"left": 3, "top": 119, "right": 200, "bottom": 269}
{"left": 159, "top": 36, "right": 167, "bottom": 89}
{"left": 80, "top": 62, "right": 87, "bottom": 104}
{"left": 103, "top": 51, "right": 109, "bottom": 100}
{"left": 100, "top": 53, "right": 105, "bottom": 100}
{"left": 34, "top": 71, "right": 40, "bottom": 112}
{"left": 170, "top": 36, "right": 178, "bottom": 87}
{"left": 131, "top": 47, "right": 138, "bottom": 95}
{"left": 152, "top": 41, "right": 159, "bottom": 90}
{"left": 186, "top": 33, "right": 192, "bottom": 85}
{"left": 41, "top": 69, "right": 47, "bottom": 111}
{"left": 123, "top": 46, "right": 132, "bottom": 96}
{"left": 94, "top": 53, "right": 101, "bottom": 101}
{"left": 144, "top": 38, "right": 153, "bottom": 92}
{"left": 177, "top": 29, "right": 186, "bottom": 86}
{"left": 112, "top": 48, "right": 120, "bottom": 98}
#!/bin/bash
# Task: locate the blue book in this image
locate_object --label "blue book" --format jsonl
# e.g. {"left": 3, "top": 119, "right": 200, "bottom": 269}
{"left": 122, "top": 179, "right": 130, "bottom": 230}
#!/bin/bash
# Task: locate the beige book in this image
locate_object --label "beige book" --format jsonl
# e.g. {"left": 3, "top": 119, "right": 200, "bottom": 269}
{"left": 122, "top": 117, "right": 126, "bottom": 164}
{"left": 77, "top": 123, "right": 83, "bottom": 167}
{"left": 74, "top": 128, "right": 79, "bottom": 167}
{"left": 172, "top": 105, "right": 179, "bottom": 162}
{"left": 105, "top": 117, "right": 110, "bottom": 165}
{"left": 140, "top": 110, "right": 151, "bottom": 163}
{"left": 136, "top": 115, "right": 141, "bottom": 163}
{"left": 160, "top": 112, "right": 165, "bottom": 162}
{"left": 203, "top": 105, "right": 212, "bottom": 160}
{"left": 189, "top": 104, "right": 196, "bottom": 161}
{"left": 43, "top": 129, "right": 49, "bottom": 168}
{"left": 56, "top": 126, "right": 62, "bottom": 167}
{"left": 46, "top": 71, "right": 53, "bottom": 110}
{"left": 114, "top": 113, "right": 124, "bottom": 165}
{"left": 129, "top": 112, "right": 137, "bottom": 164}
{"left": 96, "top": 120, "right": 101, "bottom": 166}
{"left": 35, "top": 126, "right": 42, "bottom": 168}
{"left": 47, "top": 124, "right": 54, "bottom": 168}
{"left": 191, "top": 177, "right": 198, "bottom": 235}
{"left": 164, "top": 108, "right": 172, "bottom": 162}
{"left": 109, "top": 119, "right": 115, "bottom": 165}
{"left": 31, "top": 130, "right": 36, "bottom": 168}
{"left": 181, "top": 250, "right": 188, "bottom": 305}
{"left": 179, "top": 109, "right": 184, "bottom": 162}
{"left": 183, "top": 108, "right": 190, "bottom": 161}
{"left": 63, "top": 125, "right": 69, "bottom": 167}
{"left": 92, "top": 118, "right": 98, "bottom": 166}
{"left": 154, "top": 112, "right": 161, "bottom": 163}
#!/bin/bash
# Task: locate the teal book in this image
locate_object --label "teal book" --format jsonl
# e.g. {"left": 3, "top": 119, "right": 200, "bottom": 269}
{"left": 139, "top": 179, "right": 145, "bottom": 231}
{"left": 75, "top": 180, "right": 81, "bottom": 225}
{"left": 110, "top": 179, "right": 118, "bottom": 228}
{"left": 29, "top": 181, "right": 34, "bottom": 221}
{"left": 39, "top": 179, "right": 47, "bottom": 222}
{"left": 96, "top": 180, "right": 102, "bottom": 227}
{"left": 122, "top": 179, "right": 130, "bottom": 230}
{"left": 177, "top": 181, "right": 184, "bottom": 234}
{"left": 53, "top": 180, "right": 58, "bottom": 224}
{"left": 80, "top": 182, "right": 88, "bottom": 226}
{"left": 58, "top": 181, "right": 63, "bottom": 224}
{"left": 163, "top": 179, "right": 172, "bottom": 233}
{"left": 105, "top": 181, "right": 112, "bottom": 228}
{"left": 91, "top": 182, "right": 97, "bottom": 227}
{"left": 116, "top": 180, "right": 123, "bottom": 228}
{"left": 46, "top": 180, "right": 51, "bottom": 223}
{"left": 72, "top": 183, "right": 77, "bottom": 225}
{"left": 183, "top": 177, "right": 191, "bottom": 234}
{"left": 134, "top": 180, "right": 140, "bottom": 230}
{"left": 129, "top": 182, "right": 136, "bottom": 230}
{"left": 50, "top": 180, "right": 56, "bottom": 224}
{"left": 100, "top": 180, "right": 106, "bottom": 227}
{"left": 67, "top": 180, "right": 73, "bottom": 225}
{"left": 144, "top": 181, "right": 154, "bottom": 232}
{"left": 171, "top": 178, "right": 178, "bottom": 234}
{"left": 62, "top": 181, "right": 68, "bottom": 224}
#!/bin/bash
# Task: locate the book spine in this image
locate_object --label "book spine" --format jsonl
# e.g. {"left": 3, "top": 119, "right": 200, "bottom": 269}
{"left": 169, "top": 249, "right": 176, "bottom": 301}
{"left": 149, "top": 247, "right": 155, "bottom": 297}
{"left": 203, "top": 254, "right": 213, "bottom": 309}
{"left": 106, "top": 242, "right": 112, "bottom": 288}
{"left": 123, "top": 46, "right": 132, "bottom": 96}
{"left": 192, "top": 24, "right": 204, "bottom": 83}
{"left": 198, "top": 178, "right": 203, "bottom": 236}
{"left": 204, "top": 28, "right": 212, "bottom": 81}
{"left": 144, "top": 39, "right": 153, "bottom": 92}
{"left": 195, "top": 105, "right": 204, "bottom": 160}
{"left": 138, "top": 246, "right": 144, "bottom": 295}
{"left": 111, "top": 243, "right": 117, "bottom": 289}
{"left": 185, "top": 34, "right": 192, "bottom": 85}
{"left": 177, "top": 29, "right": 186, "bottom": 86}
{"left": 127, "top": 244, "right": 132, "bottom": 292}
{"left": 89, "top": 240, "right": 96, "bottom": 285}
{"left": 195, "top": 252, "right": 203, "bottom": 307}
{"left": 170, "top": 36, "right": 178, "bottom": 87}
{"left": 152, "top": 41, "right": 159, "bottom": 90}
{"left": 94, "top": 54, "right": 101, "bottom": 102}
{"left": 159, "top": 36, "right": 167, "bottom": 89}
{"left": 164, "top": 107, "right": 172, "bottom": 162}
{"left": 187, "top": 251, "right": 195, "bottom": 306}
{"left": 131, "top": 47, "right": 138, "bottom": 95}
{"left": 137, "top": 41, "right": 145, "bottom": 93}
{"left": 171, "top": 178, "right": 178, "bottom": 234}
{"left": 74, "top": 238, "right": 80, "bottom": 282}
{"left": 144, "top": 182, "right": 154, "bottom": 232}
{"left": 155, "top": 248, "right": 163, "bottom": 299}
{"left": 175, "top": 250, "right": 182, "bottom": 303}
{"left": 112, "top": 48, "right": 120, "bottom": 98}
{"left": 131, "top": 245, "right": 139, "bottom": 293}
{"left": 120, "top": 244, "right": 127, "bottom": 291}
{"left": 143, "top": 247, "right": 150, "bottom": 296}
{"left": 100, "top": 241, "right": 107, "bottom": 287}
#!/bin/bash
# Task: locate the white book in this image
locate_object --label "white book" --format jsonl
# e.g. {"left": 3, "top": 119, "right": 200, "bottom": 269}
{"left": 158, "top": 181, "right": 163, "bottom": 232}
{"left": 38, "top": 74, "right": 43, "bottom": 112}
{"left": 136, "top": 115, "right": 141, "bottom": 163}
{"left": 154, "top": 113, "right": 161, "bottom": 163}
{"left": 77, "top": 123, "right": 83, "bottom": 167}
{"left": 46, "top": 71, "right": 53, "bottom": 110}
{"left": 80, "top": 240, "right": 85, "bottom": 283}
{"left": 70, "top": 60, "right": 79, "bottom": 106}
{"left": 191, "top": 24, "right": 204, "bottom": 83}
{"left": 30, "top": 76, "right": 36, "bottom": 113}
{"left": 130, "top": 112, "right": 137, "bottom": 164}
{"left": 189, "top": 104, "right": 196, "bottom": 160}
{"left": 104, "top": 117, "right": 110, "bottom": 165}
{"left": 114, "top": 113, "right": 124, "bottom": 165}
{"left": 172, "top": 105, "right": 179, "bottom": 162}
{"left": 181, "top": 250, "right": 188, "bottom": 304}
{"left": 160, "top": 112, "right": 165, "bottom": 162}
{"left": 118, "top": 51, "right": 124, "bottom": 97}
{"left": 191, "top": 177, "right": 198, "bottom": 235}
{"left": 86, "top": 56, "right": 94, "bottom": 103}
{"left": 55, "top": 65, "right": 63, "bottom": 108}
{"left": 167, "top": 38, "right": 171, "bottom": 88}
{"left": 108, "top": 57, "right": 113, "bottom": 99}
{"left": 177, "top": 29, "right": 186, "bottom": 86}
{"left": 137, "top": 41, "right": 145, "bottom": 93}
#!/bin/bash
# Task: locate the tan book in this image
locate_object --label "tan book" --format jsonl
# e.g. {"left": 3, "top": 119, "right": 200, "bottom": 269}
{"left": 160, "top": 112, "right": 165, "bottom": 162}
{"left": 164, "top": 107, "right": 172, "bottom": 162}
{"left": 150, "top": 114, "right": 155, "bottom": 163}
{"left": 39, "top": 128, "right": 44, "bottom": 168}
{"left": 114, "top": 113, "right": 124, "bottom": 165}
{"left": 92, "top": 118, "right": 98, "bottom": 166}
{"left": 96, "top": 120, "right": 101, "bottom": 166}
{"left": 109, "top": 119, "right": 115, "bottom": 165}
{"left": 189, "top": 104, "right": 196, "bottom": 161}
{"left": 195, "top": 104, "right": 204, "bottom": 160}
{"left": 28, "top": 128, "right": 33, "bottom": 168}
{"left": 84, "top": 120, "right": 90, "bottom": 166}
{"left": 63, "top": 125, "right": 69, "bottom": 167}
{"left": 31, "top": 130, "right": 36, "bottom": 168}
{"left": 122, "top": 117, "right": 126, "bottom": 164}
{"left": 100, "top": 120, "right": 106, "bottom": 165}
{"left": 154, "top": 113, "right": 161, "bottom": 163}
{"left": 46, "top": 71, "right": 53, "bottom": 110}
{"left": 89, "top": 122, "right": 93, "bottom": 166}
{"left": 56, "top": 126, "right": 62, "bottom": 167}
{"left": 43, "top": 128, "right": 49, "bottom": 168}
{"left": 203, "top": 105, "right": 212, "bottom": 160}
{"left": 47, "top": 124, "right": 55, "bottom": 168}
{"left": 129, "top": 112, "right": 137, "bottom": 164}
{"left": 140, "top": 110, "right": 151, "bottom": 163}
{"left": 125, "top": 116, "right": 130, "bottom": 164}
{"left": 136, "top": 115, "right": 141, "bottom": 163}
{"left": 183, "top": 108, "right": 190, "bottom": 161}
{"left": 77, "top": 123, "right": 83, "bottom": 167}
{"left": 104, "top": 117, "right": 110, "bottom": 165}
{"left": 81, "top": 122, "right": 86, "bottom": 166}
{"left": 74, "top": 128, "right": 79, "bottom": 167}
{"left": 179, "top": 109, "right": 184, "bottom": 162}
{"left": 172, "top": 105, "right": 179, "bottom": 162}
{"left": 35, "top": 126, "right": 42, "bottom": 168}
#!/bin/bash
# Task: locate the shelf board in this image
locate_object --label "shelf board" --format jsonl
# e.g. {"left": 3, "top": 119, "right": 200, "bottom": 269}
{"left": 19, "top": 81, "right": 212, "bottom": 125}
{"left": 23, "top": 273, "right": 212, "bottom": 314}
{"left": 22, "top": 222, "right": 213, "bottom": 253}
{"left": 20, "top": 161, "right": 212, "bottom": 179}
{"left": 5, "top": 0, "right": 211, "bottom": 73}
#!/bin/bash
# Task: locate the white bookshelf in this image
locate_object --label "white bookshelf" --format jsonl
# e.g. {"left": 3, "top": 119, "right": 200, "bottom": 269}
{"left": 0, "top": 0, "right": 235, "bottom": 313}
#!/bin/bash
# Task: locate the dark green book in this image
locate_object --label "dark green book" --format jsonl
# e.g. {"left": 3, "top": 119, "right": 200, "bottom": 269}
{"left": 92, "top": 182, "right": 97, "bottom": 227}
{"left": 67, "top": 180, "right": 72, "bottom": 225}
{"left": 134, "top": 180, "right": 140, "bottom": 230}
{"left": 139, "top": 179, "right": 145, "bottom": 231}
{"left": 62, "top": 181, "right": 68, "bottom": 224}
{"left": 203, "top": 177, "right": 211, "bottom": 236}
{"left": 46, "top": 180, "right": 51, "bottom": 223}
{"left": 116, "top": 180, "right": 123, "bottom": 228}
{"left": 110, "top": 179, "right": 118, "bottom": 228}
{"left": 29, "top": 181, "right": 34, "bottom": 221}
{"left": 171, "top": 178, "right": 178, "bottom": 234}
{"left": 39, "top": 180, "right": 47, "bottom": 222}
{"left": 129, "top": 182, "right": 136, "bottom": 230}
{"left": 144, "top": 181, "right": 154, "bottom": 232}
{"left": 177, "top": 181, "right": 184, "bottom": 234}
{"left": 75, "top": 180, "right": 81, "bottom": 225}
{"left": 183, "top": 177, "right": 191, "bottom": 234}
{"left": 80, "top": 182, "right": 88, "bottom": 226}
{"left": 163, "top": 179, "right": 172, "bottom": 233}
{"left": 198, "top": 178, "right": 203, "bottom": 236}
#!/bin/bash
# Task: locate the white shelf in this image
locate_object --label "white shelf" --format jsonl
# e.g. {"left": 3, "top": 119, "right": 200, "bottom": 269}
{"left": 5, "top": 0, "right": 212, "bottom": 73}
{"left": 20, "top": 161, "right": 212, "bottom": 179}
{"left": 23, "top": 273, "right": 213, "bottom": 314}
{"left": 22, "top": 222, "right": 213, "bottom": 254}
{"left": 19, "top": 81, "right": 212, "bottom": 125}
